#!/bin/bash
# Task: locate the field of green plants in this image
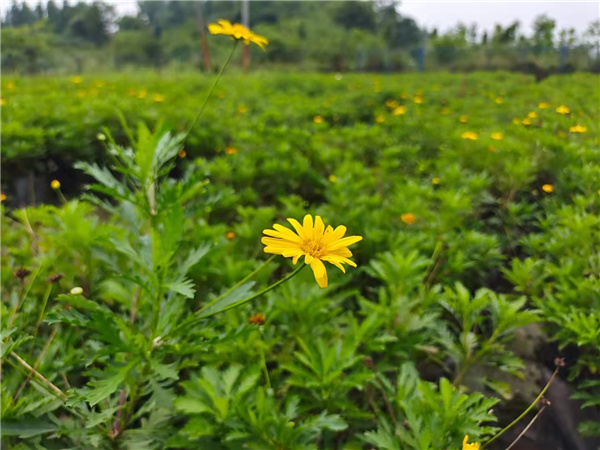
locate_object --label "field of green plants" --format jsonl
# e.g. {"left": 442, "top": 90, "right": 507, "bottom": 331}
{"left": 1, "top": 67, "right": 599, "bottom": 449}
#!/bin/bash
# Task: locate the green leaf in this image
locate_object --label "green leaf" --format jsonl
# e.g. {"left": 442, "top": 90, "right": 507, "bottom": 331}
{"left": 0, "top": 419, "right": 58, "bottom": 438}
{"left": 85, "top": 359, "right": 140, "bottom": 406}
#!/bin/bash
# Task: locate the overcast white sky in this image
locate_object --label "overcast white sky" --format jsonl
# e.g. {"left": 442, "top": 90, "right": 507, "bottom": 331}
{"left": 3, "top": 1, "right": 599, "bottom": 35}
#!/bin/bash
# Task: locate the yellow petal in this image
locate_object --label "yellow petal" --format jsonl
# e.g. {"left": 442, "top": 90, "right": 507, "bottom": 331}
{"left": 305, "top": 254, "right": 314, "bottom": 264}
{"left": 313, "top": 215, "right": 325, "bottom": 239}
{"left": 327, "top": 235, "right": 363, "bottom": 251}
{"left": 310, "top": 258, "right": 328, "bottom": 288}
{"left": 287, "top": 218, "right": 308, "bottom": 240}
{"left": 303, "top": 214, "right": 313, "bottom": 236}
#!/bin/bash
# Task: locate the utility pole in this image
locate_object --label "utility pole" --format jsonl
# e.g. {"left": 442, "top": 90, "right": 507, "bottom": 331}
{"left": 196, "top": 1, "right": 212, "bottom": 72}
{"left": 242, "top": 0, "right": 250, "bottom": 70}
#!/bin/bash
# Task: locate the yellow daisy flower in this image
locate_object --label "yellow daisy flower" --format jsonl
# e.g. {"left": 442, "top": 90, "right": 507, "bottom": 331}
{"left": 262, "top": 214, "right": 362, "bottom": 288}
{"left": 461, "top": 131, "right": 479, "bottom": 140}
{"left": 495, "top": 97, "right": 503, "bottom": 104}
{"left": 384, "top": 99, "right": 399, "bottom": 108}
{"left": 153, "top": 94, "right": 165, "bottom": 102}
{"left": 413, "top": 96, "right": 423, "bottom": 104}
{"left": 463, "top": 435, "right": 479, "bottom": 450}
{"left": 72, "top": 76, "right": 82, "bottom": 84}
{"left": 208, "top": 19, "right": 268, "bottom": 50}
{"left": 491, "top": 132, "right": 504, "bottom": 140}
{"left": 375, "top": 115, "right": 385, "bottom": 123}
{"left": 459, "top": 115, "right": 468, "bottom": 123}
{"left": 0, "top": 192, "right": 6, "bottom": 202}
{"left": 569, "top": 125, "right": 587, "bottom": 133}
{"left": 393, "top": 106, "right": 407, "bottom": 115}
{"left": 432, "top": 177, "right": 441, "bottom": 185}
{"left": 51, "top": 179, "right": 61, "bottom": 189}
{"left": 528, "top": 111, "right": 538, "bottom": 119}
{"left": 313, "top": 115, "right": 324, "bottom": 124}
{"left": 542, "top": 184, "right": 553, "bottom": 193}
{"left": 538, "top": 102, "right": 549, "bottom": 109}
{"left": 401, "top": 213, "right": 417, "bottom": 225}
{"left": 555, "top": 105, "right": 570, "bottom": 115}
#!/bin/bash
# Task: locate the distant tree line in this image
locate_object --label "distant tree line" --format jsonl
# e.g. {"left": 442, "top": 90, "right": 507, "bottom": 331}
{"left": 2, "top": 0, "right": 599, "bottom": 74}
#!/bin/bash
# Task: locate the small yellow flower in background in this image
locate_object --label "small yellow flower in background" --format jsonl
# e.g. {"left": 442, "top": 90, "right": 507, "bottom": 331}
{"left": 556, "top": 105, "right": 570, "bottom": 115}
{"left": 441, "top": 107, "right": 451, "bottom": 115}
{"left": 413, "top": 96, "right": 423, "bottom": 104}
{"left": 528, "top": 111, "right": 538, "bottom": 119}
{"left": 488, "top": 145, "right": 498, "bottom": 153}
{"left": 70, "top": 287, "right": 84, "bottom": 295}
{"left": 393, "top": 106, "right": 407, "bottom": 116}
{"left": 248, "top": 312, "right": 266, "bottom": 325}
{"left": 459, "top": 115, "right": 468, "bottom": 123}
{"left": 491, "top": 132, "right": 504, "bottom": 140}
{"left": 521, "top": 118, "right": 532, "bottom": 126}
{"left": 72, "top": 76, "right": 82, "bottom": 84}
{"left": 313, "top": 115, "right": 324, "bottom": 124}
{"left": 384, "top": 99, "right": 398, "bottom": 109}
{"left": 569, "top": 124, "right": 587, "bottom": 133}
{"left": 226, "top": 231, "right": 236, "bottom": 240}
{"left": 6, "top": 82, "right": 15, "bottom": 89}
{"left": 237, "top": 105, "right": 248, "bottom": 114}
{"left": 542, "top": 184, "right": 554, "bottom": 193}
{"left": 461, "top": 131, "right": 479, "bottom": 140}
{"left": 178, "top": 149, "right": 187, "bottom": 158}
{"left": 401, "top": 213, "right": 416, "bottom": 225}
{"left": 495, "top": 97, "right": 503, "bottom": 104}
{"left": 0, "top": 192, "right": 6, "bottom": 202}
{"left": 94, "top": 81, "right": 106, "bottom": 88}
{"left": 262, "top": 214, "right": 362, "bottom": 288}
{"left": 153, "top": 94, "right": 165, "bottom": 102}
{"left": 137, "top": 90, "right": 147, "bottom": 99}
{"left": 208, "top": 19, "right": 269, "bottom": 50}
{"left": 328, "top": 174, "right": 338, "bottom": 183}
{"left": 51, "top": 179, "right": 61, "bottom": 190}
{"left": 538, "top": 102, "right": 549, "bottom": 109}
{"left": 462, "top": 435, "right": 479, "bottom": 450}
{"left": 226, "top": 146, "right": 238, "bottom": 155}
{"left": 512, "top": 118, "right": 520, "bottom": 125}
{"left": 432, "top": 177, "right": 441, "bottom": 185}
{"left": 375, "top": 115, "right": 385, "bottom": 123}
{"left": 0, "top": 98, "right": 6, "bottom": 106}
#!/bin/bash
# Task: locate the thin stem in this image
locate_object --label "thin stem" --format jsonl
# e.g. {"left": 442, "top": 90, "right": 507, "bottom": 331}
{"left": 197, "top": 263, "right": 306, "bottom": 320}
{"left": 505, "top": 403, "right": 548, "bottom": 450}
{"left": 32, "top": 283, "right": 53, "bottom": 342}
{"left": 183, "top": 41, "right": 238, "bottom": 142}
{"left": 257, "top": 330, "right": 272, "bottom": 392}
{"left": 482, "top": 368, "right": 559, "bottom": 448}
{"left": 10, "top": 351, "right": 67, "bottom": 400}
{"left": 14, "top": 325, "right": 59, "bottom": 403}
{"left": 198, "top": 256, "right": 275, "bottom": 314}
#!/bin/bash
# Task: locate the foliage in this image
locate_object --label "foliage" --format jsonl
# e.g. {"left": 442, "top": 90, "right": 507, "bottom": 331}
{"left": 1, "top": 69, "right": 599, "bottom": 446}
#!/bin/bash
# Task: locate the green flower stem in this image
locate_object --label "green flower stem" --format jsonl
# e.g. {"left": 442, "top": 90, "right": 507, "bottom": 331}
{"left": 198, "top": 255, "right": 275, "bottom": 314}
{"left": 481, "top": 367, "right": 559, "bottom": 448}
{"left": 167, "top": 263, "right": 305, "bottom": 338}
{"left": 197, "top": 263, "right": 306, "bottom": 320}
{"left": 32, "top": 283, "right": 53, "bottom": 341}
{"left": 184, "top": 40, "right": 239, "bottom": 142}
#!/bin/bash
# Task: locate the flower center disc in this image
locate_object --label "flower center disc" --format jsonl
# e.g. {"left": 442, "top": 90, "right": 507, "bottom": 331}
{"left": 301, "top": 239, "right": 325, "bottom": 258}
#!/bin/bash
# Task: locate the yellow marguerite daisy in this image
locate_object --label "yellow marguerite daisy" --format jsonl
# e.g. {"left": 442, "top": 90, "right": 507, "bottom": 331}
{"left": 569, "top": 124, "right": 587, "bottom": 133}
{"left": 491, "top": 132, "right": 504, "bottom": 140}
{"left": 461, "top": 131, "right": 479, "bottom": 140}
{"left": 262, "top": 215, "right": 362, "bottom": 288}
{"left": 462, "top": 435, "right": 479, "bottom": 450}
{"left": 555, "top": 105, "right": 570, "bottom": 115}
{"left": 208, "top": 19, "right": 268, "bottom": 50}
